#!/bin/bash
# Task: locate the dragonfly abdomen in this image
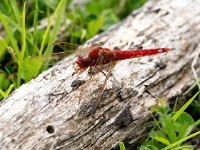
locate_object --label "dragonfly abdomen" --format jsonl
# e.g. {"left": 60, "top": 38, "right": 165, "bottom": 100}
{"left": 113, "top": 48, "right": 170, "bottom": 61}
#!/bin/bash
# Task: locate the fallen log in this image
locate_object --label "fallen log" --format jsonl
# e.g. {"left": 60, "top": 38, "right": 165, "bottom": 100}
{"left": 1, "top": 0, "right": 200, "bottom": 149}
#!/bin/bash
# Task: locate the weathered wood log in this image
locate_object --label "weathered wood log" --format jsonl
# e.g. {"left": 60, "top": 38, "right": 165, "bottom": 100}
{"left": 1, "top": 0, "right": 200, "bottom": 149}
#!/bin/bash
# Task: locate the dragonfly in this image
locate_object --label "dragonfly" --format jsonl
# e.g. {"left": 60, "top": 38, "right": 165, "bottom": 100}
{"left": 76, "top": 46, "right": 170, "bottom": 70}
{"left": 30, "top": 42, "right": 171, "bottom": 73}
{"left": 29, "top": 42, "right": 171, "bottom": 110}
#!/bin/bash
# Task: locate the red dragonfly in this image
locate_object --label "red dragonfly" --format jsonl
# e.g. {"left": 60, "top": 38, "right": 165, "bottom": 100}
{"left": 72, "top": 44, "right": 171, "bottom": 111}
{"left": 30, "top": 43, "right": 171, "bottom": 111}
{"left": 30, "top": 42, "right": 171, "bottom": 73}
{"left": 76, "top": 46, "right": 170, "bottom": 70}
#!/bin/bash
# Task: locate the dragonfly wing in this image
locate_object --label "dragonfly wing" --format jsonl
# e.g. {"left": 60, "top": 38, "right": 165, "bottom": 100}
{"left": 29, "top": 52, "right": 66, "bottom": 66}
{"left": 30, "top": 42, "right": 82, "bottom": 66}
{"left": 29, "top": 42, "right": 99, "bottom": 66}
{"left": 52, "top": 42, "right": 99, "bottom": 58}
{"left": 52, "top": 42, "right": 81, "bottom": 54}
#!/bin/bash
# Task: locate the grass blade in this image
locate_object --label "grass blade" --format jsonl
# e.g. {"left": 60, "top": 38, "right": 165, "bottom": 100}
{"left": 39, "top": 0, "right": 66, "bottom": 55}
{"left": 119, "top": 142, "right": 126, "bottom": 150}
{"left": 0, "top": 88, "right": 6, "bottom": 98}
{"left": 33, "top": 0, "right": 39, "bottom": 50}
{"left": 0, "top": 84, "right": 14, "bottom": 99}
{"left": 9, "top": 0, "right": 21, "bottom": 24}
{"left": 17, "top": 2, "right": 26, "bottom": 87}
{"left": 184, "top": 78, "right": 200, "bottom": 95}
{"left": 46, "top": 0, "right": 67, "bottom": 53}
{"left": 162, "top": 131, "right": 200, "bottom": 150}
{"left": 173, "top": 91, "right": 200, "bottom": 121}
{"left": 0, "top": 12, "right": 20, "bottom": 55}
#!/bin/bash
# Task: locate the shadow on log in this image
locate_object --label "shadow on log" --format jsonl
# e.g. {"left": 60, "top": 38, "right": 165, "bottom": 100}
{"left": 1, "top": 0, "right": 200, "bottom": 149}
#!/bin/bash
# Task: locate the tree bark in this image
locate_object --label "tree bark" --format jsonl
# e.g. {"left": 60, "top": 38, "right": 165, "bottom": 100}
{"left": 1, "top": 0, "right": 200, "bottom": 149}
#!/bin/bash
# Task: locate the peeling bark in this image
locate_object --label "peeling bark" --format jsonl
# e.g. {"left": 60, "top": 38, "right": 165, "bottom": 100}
{"left": 1, "top": 0, "right": 200, "bottom": 149}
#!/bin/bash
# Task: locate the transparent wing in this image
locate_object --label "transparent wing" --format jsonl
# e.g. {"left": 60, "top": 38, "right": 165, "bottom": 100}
{"left": 29, "top": 42, "right": 82, "bottom": 66}
{"left": 52, "top": 42, "right": 81, "bottom": 54}
{"left": 29, "top": 42, "right": 101, "bottom": 67}
{"left": 52, "top": 42, "right": 95, "bottom": 56}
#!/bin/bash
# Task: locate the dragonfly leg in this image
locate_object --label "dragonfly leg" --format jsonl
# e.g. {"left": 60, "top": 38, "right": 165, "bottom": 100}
{"left": 95, "top": 66, "right": 107, "bottom": 77}
{"left": 72, "top": 67, "right": 86, "bottom": 76}
{"left": 87, "top": 68, "right": 113, "bottom": 115}
{"left": 78, "top": 75, "right": 94, "bottom": 103}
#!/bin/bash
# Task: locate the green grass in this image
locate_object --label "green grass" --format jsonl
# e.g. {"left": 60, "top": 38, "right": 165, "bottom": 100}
{"left": 118, "top": 75, "right": 200, "bottom": 149}
{"left": 0, "top": 0, "right": 67, "bottom": 99}
{"left": 119, "top": 91, "right": 200, "bottom": 150}
{"left": 0, "top": 0, "right": 147, "bottom": 100}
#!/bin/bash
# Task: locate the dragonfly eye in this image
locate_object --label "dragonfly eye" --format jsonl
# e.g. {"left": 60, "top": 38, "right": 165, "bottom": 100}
{"left": 76, "top": 55, "right": 89, "bottom": 69}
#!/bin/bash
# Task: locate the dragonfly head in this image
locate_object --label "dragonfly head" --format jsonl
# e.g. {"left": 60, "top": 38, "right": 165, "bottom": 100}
{"left": 76, "top": 55, "right": 90, "bottom": 69}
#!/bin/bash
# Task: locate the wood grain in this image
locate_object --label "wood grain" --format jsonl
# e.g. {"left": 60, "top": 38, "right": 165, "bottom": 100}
{"left": 1, "top": 0, "right": 200, "bottom": 149}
